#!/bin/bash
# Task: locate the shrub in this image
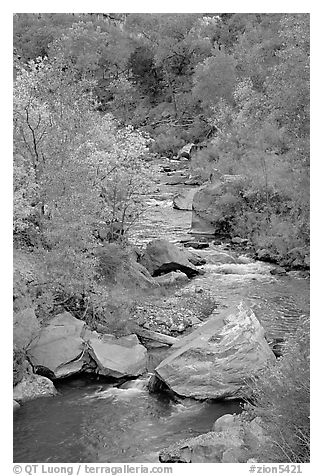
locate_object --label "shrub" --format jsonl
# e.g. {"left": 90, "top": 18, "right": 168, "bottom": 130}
{"left": 96, "top": 243, "right": 130, "bottom": 283}
{"left": 246, "top": 317, "right": 310, "bottom": 462}
{"left": 189, "top": 145, "right": 219, "bottom": 182}
{"left": 151, "top": 126, "right": 185, "bottom": 157}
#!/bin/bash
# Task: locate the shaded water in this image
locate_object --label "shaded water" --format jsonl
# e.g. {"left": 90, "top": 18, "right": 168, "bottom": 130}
{"left": 14, "top": 378, "right": 240, "bottom": 463}
{"left": 13, "top": 163, "right": 309, "bottom": 463}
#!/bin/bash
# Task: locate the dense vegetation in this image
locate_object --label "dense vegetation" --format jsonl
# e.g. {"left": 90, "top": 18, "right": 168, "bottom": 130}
{"left": 14, "top": 13, "right": 310, "bottom": 270}
{"left": 13, "top": 13, "right": 310, "bottom": 463}
{"left": 245, "top": 318, "right": 310, "bottom": 463}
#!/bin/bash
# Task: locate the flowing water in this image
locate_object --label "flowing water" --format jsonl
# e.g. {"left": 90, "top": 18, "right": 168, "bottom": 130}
{"left": 13, "top": 376, "right": 241, "bottom": 463}
{"left": 13, "top": 162, "right": 310, "bottom": 463}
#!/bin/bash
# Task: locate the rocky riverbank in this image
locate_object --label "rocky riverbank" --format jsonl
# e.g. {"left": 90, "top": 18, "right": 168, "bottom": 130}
{"left": 13, "top": 156, "right": 310, "bottom": 463}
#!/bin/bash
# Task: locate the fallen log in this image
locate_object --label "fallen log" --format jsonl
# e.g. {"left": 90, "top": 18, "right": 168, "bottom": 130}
{"left": 133, "top": 326, "right": 179, "bottom": 346}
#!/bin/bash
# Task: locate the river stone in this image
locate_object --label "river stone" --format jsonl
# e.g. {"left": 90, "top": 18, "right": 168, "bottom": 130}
{"left": 173, "top": 188, "right": 198, "bottom": 210}
{"left": 13, "top": 308, "right": 41, "bottom": 350}
{"left": 159, "top": 429, "right": 244, "bottom": 463}
{"left": 154, "top": 303, "right": 275, "bottom": 400}
{"left": 154, "top": 271, "right": 189, "bottom": 286}
{"left": 185, "top": 250, "right": 206, "bottom": 267}
{"left": 184, "top": 241, "right": 209, "bottom": 250}
{"left": 139, "top": 239, "right": 201, "bottom": 278}
{"left": 13, "top": 374, "right": 58, "bottom": 402}
{"left": 177, "top": 143, "right": 195, "bottom": 159}
{"left": 165, "top": 174, "right": 189, "bottom": 185}
{"left": 85, "top": 331, "right": 147, "bottom": 378}
{"left": 203, "top": 251, "right": 237, "bottom": 265}
{"left": 159, "top": 413, "right": 267, "bottom": 463}
{"left": 191, "top": 178, "right": 244, "bottom": 234}
{"left": 27, "top": 312, "right": 87, "bottom": 379}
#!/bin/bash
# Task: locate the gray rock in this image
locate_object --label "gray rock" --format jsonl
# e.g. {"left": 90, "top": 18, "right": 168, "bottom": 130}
{"left": 173, "top": 188, "right": 198, "bottom": 210}
{"left": 287, "top": 270, "right": 309, "bottom": 279}
{"left": 256, "top": 248, "right": 272, "bottom": 261}
{"left": 165, "top": 175, "right": 189, "bottom": 185}
{"left": 154, "top": 271, "right": 189, "bottom": 286}
{"left": 194, "top": 286, "right": 204, "bottom": 294}
{"left": 159, "top": 429, "right": 244, "bottom": 463}
{"left": 14, "top": 308, "right": 40, "bottom": 350}
{"left": 177, "top": 143, "right": 195, "bottom": 159}
{"left": 13, "top": 374, "right": 58, "bottom": 402}
{"left": 185, "top": 250, "right": 206, "bottom": 267}
{"left": 191, "top": 178, "right": 244, "bottom": 234}
{"left": 212, "top": 414, "right": 236, "bottom": 431}
{"left": 231, "top": 237, "right": 248, "bottom": 244}
{"left": 184, "top": 241, "right": 210, "bottom": 250}
{"left": 270, "top": 266, "right": 287, "bottom": 276}
{"left": 159, "top": 413, "right": 267, "bottom": 463}
{"left": 139, "top": 239, "right": 201, "bottom": 278}
{"left": 154, "top": 303, "right": 275, "bottom": 400}
{"left": 85, "top": 332, "right": 147, "bottom": 378}
{"left": 205, "top": 251, "right": 237, "bottom": 265}
{"left": 126, "top": 260, "right": 160, "bottom": 288}
{"left": 27, "top": 312, "right": 87, "bottom": 379}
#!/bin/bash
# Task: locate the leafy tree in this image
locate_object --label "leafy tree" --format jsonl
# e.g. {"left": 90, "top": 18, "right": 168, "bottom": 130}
{"left": 192, "top": 52, "right": 237, "bottom": 109}
{"left": 128, "top": 45, "right": 165, "bottom": 101}
{"left": 13, "top": 48, "right": 153, "bottom": 313}
{"left": 13, "top": 13, "right": 79, "bottom": 62}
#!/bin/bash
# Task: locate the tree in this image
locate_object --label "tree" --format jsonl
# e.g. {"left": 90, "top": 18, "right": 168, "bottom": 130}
{"left": 13, "top": 49, "right": 153, "bottom": 310}
{"left": 192, "top": 52, "right": 237, "bottom": 109}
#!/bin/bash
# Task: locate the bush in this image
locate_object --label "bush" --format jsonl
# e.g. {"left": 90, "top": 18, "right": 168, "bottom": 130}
{"left": 199, "top": 176, "right": 309, "bottom": 267}
{"left": 246, "top": 317, "right": 310, "bottom": 462}
{"left": 150, "top": 126, "right": 185, "bottom": 157}
{"left": 96, "top": 243, "right": 130, "bottom": 283}
{"left": 189, "top": 145, "right": 219, "bottom": 182}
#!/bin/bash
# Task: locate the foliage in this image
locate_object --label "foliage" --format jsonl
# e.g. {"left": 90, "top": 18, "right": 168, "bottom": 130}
{"left": 13, "top": 13, "right": 310, "bottom": 318}
{"left": 246, "top": 317, "right": 310, "bottom": 462}
{"left": 192, "top": 52, "right": 237, "bottom": 108}
{"left": 13, "top": 46, "right": 154, "bottom": 322}
{"left": 190, "top": 14, "right": 310, "bottom": 266}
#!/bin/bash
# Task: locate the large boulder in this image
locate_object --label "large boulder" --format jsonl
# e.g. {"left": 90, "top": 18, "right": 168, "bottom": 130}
{"left": 154, "top": 303, "right": 275, "bottom": 400}
{"left": 159, "top": 413, "right": 267, "bottom": 463}
{"left": 85, "top": 331, "right": 147, "bottom": 378}
{"left": 27, "top": 312, "right": 87, "bottom": 379}
{"left": 14, "top": 308, "right": 40, "bottom": 350}
{"left": 139, "top": 239, "right": 201, "bottom": 278}
{"left": 13, "top": 374, "right": 58, "bottom": 403}
{"left": 191, "top": 177, "right": 244, "bottom": 234}
{"left": 173, "top": 188, "right": 198, "bottom": 210}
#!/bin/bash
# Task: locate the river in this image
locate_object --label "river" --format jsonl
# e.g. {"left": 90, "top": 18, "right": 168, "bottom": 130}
{"left": 13, "top": 161, "right": 310, "bottom": 463}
